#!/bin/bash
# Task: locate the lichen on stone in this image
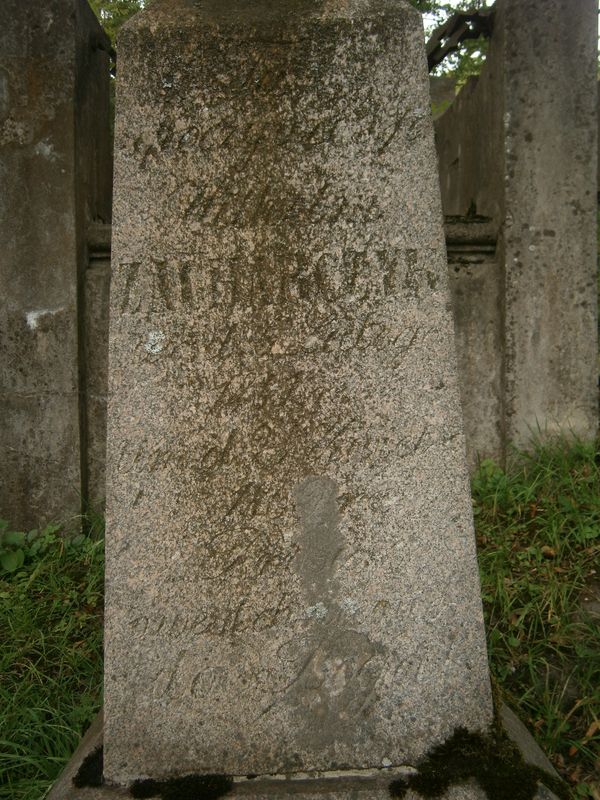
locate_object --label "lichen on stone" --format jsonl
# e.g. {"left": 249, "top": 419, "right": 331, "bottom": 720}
{"left": 388, "top": 727, "right": 568, "bottom": 800}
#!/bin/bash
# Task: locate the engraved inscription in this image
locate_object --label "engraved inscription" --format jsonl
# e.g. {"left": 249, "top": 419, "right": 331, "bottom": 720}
{"left": 115, "top": 247, "right": 443, "bottom": 320}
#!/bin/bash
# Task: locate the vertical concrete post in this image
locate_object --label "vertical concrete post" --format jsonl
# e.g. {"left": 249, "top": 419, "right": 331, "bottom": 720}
{"left": 0, "top": 0, "right": 112, "bottom": 528}
{"left": 502, "top": 0, "right": 598, "bottom": 446}
{"left": 85, "top": 223, "right": 113, "bottom": 513}
{"left": 435, "top": 0, "right": 598, "bottom": 463}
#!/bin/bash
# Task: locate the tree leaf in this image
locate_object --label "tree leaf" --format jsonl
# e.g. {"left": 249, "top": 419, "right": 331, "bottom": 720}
{"left": 3, "top": 531, "right": 25, "bottom": 547}
{"left": 1, "top": 551, "right": 20, "bottom": 572}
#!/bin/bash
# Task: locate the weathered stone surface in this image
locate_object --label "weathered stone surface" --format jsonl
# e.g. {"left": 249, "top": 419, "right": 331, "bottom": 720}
{"left": 500, "top": 0, "right": 598, "bottom": 449}
{"left": 499, "top": 705, "right": 557, "bottom": 778}
{"left": 48, "top": 707, "right": 562, "bottom": 800}
{"left": 436, "top": 0, "right": 598, "bottom": 462}
{"left": 104, "top": 0, "right": 492, "bottom": 783}
{"left": 445, "top": 218, "right": 502, "bottom": 469}
{"left": 0, "top": 0, "right": 112, "bottom": 528}
{"left": 85, "top": 224, "right": 113, "bottom": 512}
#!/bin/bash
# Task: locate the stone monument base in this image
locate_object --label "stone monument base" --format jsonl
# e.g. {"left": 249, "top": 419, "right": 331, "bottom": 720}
{"left": 48, "top": 707, "right": 562, "bottom": 800}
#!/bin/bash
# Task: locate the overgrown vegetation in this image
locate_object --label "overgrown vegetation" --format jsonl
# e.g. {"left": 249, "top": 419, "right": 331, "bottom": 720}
{"left": 475, "top": 441, "right": 600, "bottom": 799}
{"left": 88, "top": 0, "right": 142, "bottom": 44}
{"left": 412, "top": 0, "right": 491, "bottom": 83}
{"left": 0, "top": 523, "right": 104, "bottom": 800}
{"left": 1, "top": 441, "right": 598, "bottom": 799}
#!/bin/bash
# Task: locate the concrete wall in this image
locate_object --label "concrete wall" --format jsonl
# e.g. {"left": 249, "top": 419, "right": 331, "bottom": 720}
{"left": 436, "top": 0, "right": 598, "bottom": 465}
{"left": 85, "top": 224, "right": 111, "bottom": 512}
{"left": 429, "top": 76, "right": 456, "bottom": 119}
{"left": 0, "top": 0, "right": 112, "bottom": 529}
{"left": 446, "top": 219, "right": 503, "bottom": 467}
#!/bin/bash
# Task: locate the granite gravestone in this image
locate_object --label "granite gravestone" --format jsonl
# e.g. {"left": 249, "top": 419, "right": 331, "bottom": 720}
{"left": 104, "top": 0, "right": 493, "bottom": 785}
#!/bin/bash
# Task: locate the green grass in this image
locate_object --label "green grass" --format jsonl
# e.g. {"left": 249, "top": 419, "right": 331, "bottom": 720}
{"left": 0, "top": 522, "right": 104, "bottom": 800}
{"left": 0, "top": 440, "right": 598, "bottom": 799}
{"left": 474, "top": 439, "right": 600, "bottom": 799}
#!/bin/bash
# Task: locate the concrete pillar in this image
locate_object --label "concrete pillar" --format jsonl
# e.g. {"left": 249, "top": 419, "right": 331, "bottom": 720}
{"left": 446, "top": 218, "right": 503, "bottom": 466}
{"left": 435, "top": 0, "right": 598, "bottom": 463}
{"left": 0, "top": 0, "right": 112, "bottom": 528}
{"left": 501, "top": 0, "right": 598, "bottom": 447}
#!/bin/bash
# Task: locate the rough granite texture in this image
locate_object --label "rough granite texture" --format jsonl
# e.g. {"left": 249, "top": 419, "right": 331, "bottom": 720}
{"left": 48, "top": 706, "right": 561, "bottom": 800}
{"left": 104, "top": 0, "right": 493, "bottom": 783}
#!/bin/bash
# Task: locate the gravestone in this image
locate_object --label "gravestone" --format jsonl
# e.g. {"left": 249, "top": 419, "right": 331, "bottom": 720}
{"left": 104, "top": 0, "right": 493, "bottom": 787}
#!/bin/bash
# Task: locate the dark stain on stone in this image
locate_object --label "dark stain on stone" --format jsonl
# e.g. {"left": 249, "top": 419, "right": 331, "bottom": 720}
{"left": 130, "top": 773, "right": 233, "bottom": 800}
{"left": 426, "top": 271, "right": 439, "bottom": 290}
{"left": 293, "top": 475, "right": 341, "bottom": 603}
{"left": 388, "top": 727, "right": 568, "bottom": 800}
{"left": 289, "top": 477, "right": 386, "bottom": 749}
{"left": 72, "top": 745, "right": 103, "bottom": 787}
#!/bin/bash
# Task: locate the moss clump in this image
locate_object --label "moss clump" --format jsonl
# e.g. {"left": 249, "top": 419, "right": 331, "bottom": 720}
{"left": 388, "top": 728, "right": 568, "bottom": 800}
{"left": 73, "top": 745, "right": 103, "bottom": 788}
{"left": 72, "top": 746, "right": 232, "bottom": 800}
{"left": 130, "top": 773, "right": 233, "bottom": 800}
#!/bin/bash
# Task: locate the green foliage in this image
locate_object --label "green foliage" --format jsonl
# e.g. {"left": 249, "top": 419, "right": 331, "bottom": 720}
{"left": 0, "top": 524, "right": 104, "bottom": 800}
{"left": 0, "top": 520, "right": 64, "bottom": 574}
{"left": 409, "top": 0, "right": 490, "bottom": 84}
{"left": 410, "top": 0, "right": 489, "bottom": 29}
{"left": 88, "top": 0, "right": 144, "bottom": 44}
{"left": 438, "top": 37, "right": 488, "bottom": 85}
{"left": 473, "top": 440, "right": 600, "bottom": 798}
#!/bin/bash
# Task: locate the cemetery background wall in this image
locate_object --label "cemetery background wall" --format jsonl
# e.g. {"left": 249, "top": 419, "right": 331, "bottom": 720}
{"left": 437, "top": 0, "right": 599, "bottom": 467}
{"left": 1, "top": 0, "right": 598, "bottom": 526}
{"left": 0, "top": 0, "right": 112, "bottom": 529}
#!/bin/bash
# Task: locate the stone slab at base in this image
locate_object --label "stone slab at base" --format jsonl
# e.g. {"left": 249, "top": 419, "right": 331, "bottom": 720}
{"left": 48, "top": 707, "right": 560, "bottom": 800}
